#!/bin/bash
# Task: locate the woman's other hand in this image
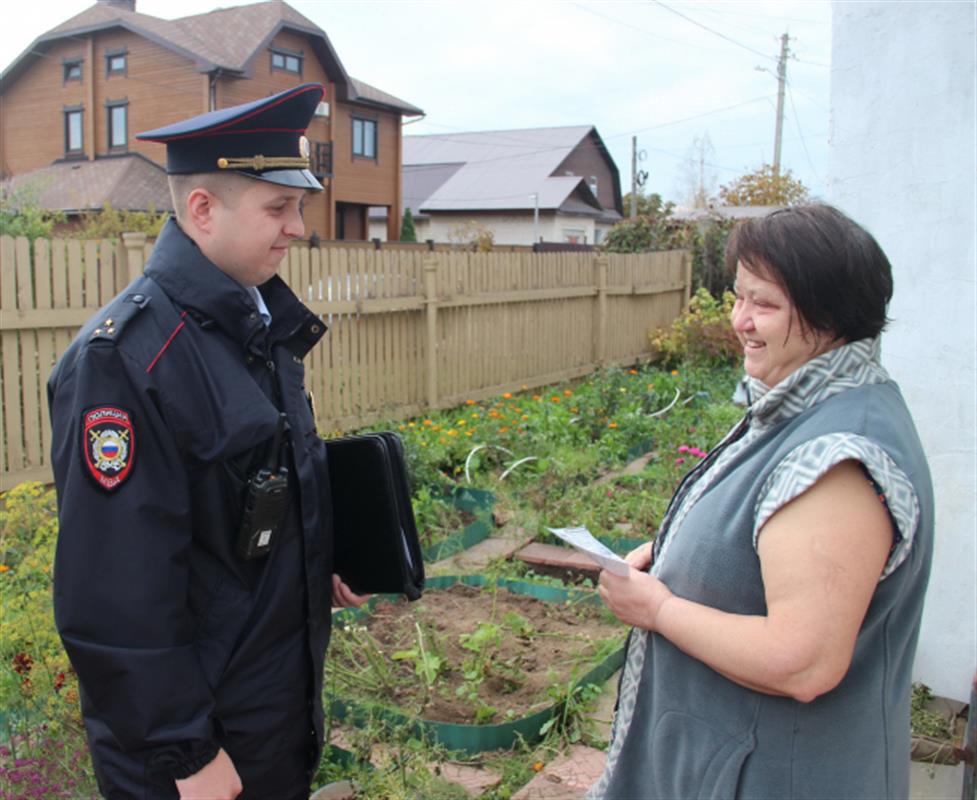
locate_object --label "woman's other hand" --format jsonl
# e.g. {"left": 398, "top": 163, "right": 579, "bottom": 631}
{"left": 598, "top": 567, "right": 673, "bottom": 631}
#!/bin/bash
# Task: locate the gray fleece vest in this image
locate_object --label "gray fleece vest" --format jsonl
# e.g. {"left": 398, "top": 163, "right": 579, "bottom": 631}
{"left": 594, "top": 379, "right": 934, "bottom": 800}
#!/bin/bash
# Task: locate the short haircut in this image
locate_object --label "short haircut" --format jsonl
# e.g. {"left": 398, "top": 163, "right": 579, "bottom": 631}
{"left": 167, "top": 172, "right": 255, "bottom": 226}
{"left": 725, "top": 204, "right": 893, "bottom": 342}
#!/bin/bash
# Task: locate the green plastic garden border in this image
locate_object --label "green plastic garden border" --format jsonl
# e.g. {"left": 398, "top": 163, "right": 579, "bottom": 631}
{"left": 421, "top": 487, "right": 496, "bottom": 562}
{"left": 328, "top": 575, "right": 625, "bottom": 755}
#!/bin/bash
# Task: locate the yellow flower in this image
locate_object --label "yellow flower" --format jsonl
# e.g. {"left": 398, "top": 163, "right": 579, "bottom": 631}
{"left": 465, "top": 431, "right": 473, "bottom": 437}
{"left": 471, "top": 412, "right": 480, "bottom": 419}
{"left": 521, "top": 415, "right": 529, "bottom": 421}
{"left": 408, "top": 421, "right": 416, "bottom": 428}
{"left": 447, "top": 429, "right": 457, "bottom": 436}
{"left": 608, "top": 422, "right": 618, "bottom": 429}
{"left": 398, "top": 425, "right": 406, "bottom": 431}
{"left": 456, "top": 419, "right": 466, "bottom": 426}
{"left": 0, "top": 564, "right": 10, "bottom": 573}
{"left": 671, "top": 369, "right": 679, "bottom": 376}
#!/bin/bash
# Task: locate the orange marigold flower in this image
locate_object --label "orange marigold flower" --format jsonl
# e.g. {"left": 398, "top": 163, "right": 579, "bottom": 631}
{"left": 563, "top": 389, "right": 572, "bottom": 396}
{"left": 629, "top": 369, "right": 637, "bottom": 375}
{"left": 0, "top": 564, "right": 9, "bottom": 573}
{"left": 465, "top": 399, "right": 476, "bottom": 405}
{"left": 447, "top": 429, "right": 457, "bottom": 436}
{"left": 608, "top": 422, "right": 618, "bottom": 428}
{"left": 671, "top": 369, "right": 679, "bottom": 376}
{"left": 521, "top": 415, "right": 529, "bottom": 421}
{"left": 550, "top": 396, "right": 561, "bottom": 403}
{"left": 502, "top": 392, "right": 513, "bottom": 399}
{"left": 499, "top": 427, "right": 509, "bottom": 433}
{"left": 532, "top": 761, "right": 544, "bottom": 772}
{"left": 423, "top": 419, "right": 433, "bottom": 426}
{"left": 533, "top": 395, "right": 542, "bottom": 402}
{"left": 570, "top": 406, "right": 578, "bottom": 413}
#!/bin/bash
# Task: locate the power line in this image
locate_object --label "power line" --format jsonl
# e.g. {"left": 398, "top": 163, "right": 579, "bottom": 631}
{"left": 649, "top": 0, "right": 777, "bottom": 61}
{"left": 786, "top": 81, "right": 819, "bottom": 178}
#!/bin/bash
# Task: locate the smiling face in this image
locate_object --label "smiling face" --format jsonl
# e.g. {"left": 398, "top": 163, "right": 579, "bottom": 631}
{"left": 201, "top": 178, "right": 307, "bottom": 287}
{"left": 731, "top": 261, "right": 838, "bottom": 388}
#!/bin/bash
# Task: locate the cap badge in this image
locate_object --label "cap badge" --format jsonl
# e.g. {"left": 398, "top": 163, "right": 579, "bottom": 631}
{"left": 299, "top": 136, "right": 310, "bottom": 159}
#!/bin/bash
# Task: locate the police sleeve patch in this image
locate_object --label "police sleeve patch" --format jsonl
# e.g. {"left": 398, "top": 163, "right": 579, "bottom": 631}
{"left": 82, "top": 406, "right": 135, "bottom": 491}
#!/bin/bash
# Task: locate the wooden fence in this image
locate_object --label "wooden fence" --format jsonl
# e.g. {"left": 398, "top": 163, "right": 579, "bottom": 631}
{"left": 0, "top": 233, "right": 690, "bottom": 489}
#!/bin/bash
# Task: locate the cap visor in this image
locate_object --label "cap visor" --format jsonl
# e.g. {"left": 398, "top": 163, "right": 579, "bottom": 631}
{"left": 237, "top": 169, "right": 324, "bottom": 191}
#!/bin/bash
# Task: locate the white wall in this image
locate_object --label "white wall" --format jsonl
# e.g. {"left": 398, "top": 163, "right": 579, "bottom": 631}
{"left": 829, "top": 1, "right": 976, "bottom": 701}
{"left": 368, "top": 211, "right": 606, "bottom": 245}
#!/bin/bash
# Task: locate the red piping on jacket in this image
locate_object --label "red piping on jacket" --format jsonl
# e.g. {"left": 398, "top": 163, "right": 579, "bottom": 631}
{"left": 146, "top": 311, "right": 188, "bottom": 373}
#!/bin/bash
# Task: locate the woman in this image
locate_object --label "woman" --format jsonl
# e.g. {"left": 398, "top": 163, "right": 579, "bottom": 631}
{"left": 590, "top": 204, "right": 933, "bottom": 799}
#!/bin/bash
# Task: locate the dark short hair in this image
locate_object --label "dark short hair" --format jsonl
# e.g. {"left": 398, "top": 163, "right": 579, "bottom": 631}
{"left": 724, "top": 204, "right": 893, "bottom": 341}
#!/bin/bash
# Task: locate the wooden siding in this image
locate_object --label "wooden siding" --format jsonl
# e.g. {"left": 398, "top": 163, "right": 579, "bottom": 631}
{"left": 0, "top": 234, "right": 691, "bottom": 488}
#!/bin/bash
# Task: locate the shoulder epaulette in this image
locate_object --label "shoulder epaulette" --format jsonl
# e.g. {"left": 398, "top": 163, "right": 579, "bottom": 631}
{"left": 89, "top": 290, "right": 151, "bottom": 343}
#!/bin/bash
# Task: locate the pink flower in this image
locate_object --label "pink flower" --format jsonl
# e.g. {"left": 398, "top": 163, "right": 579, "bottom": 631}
{"left": 674, "top": 457, "right": 686, "bottom": 465}
{"left": 677, "top": 444, "right": 690, "bottom": 453}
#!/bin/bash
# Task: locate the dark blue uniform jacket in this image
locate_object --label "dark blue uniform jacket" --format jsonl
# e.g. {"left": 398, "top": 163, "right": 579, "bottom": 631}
{"left": 48, "top": 219, "right": 333, "bottom": 797}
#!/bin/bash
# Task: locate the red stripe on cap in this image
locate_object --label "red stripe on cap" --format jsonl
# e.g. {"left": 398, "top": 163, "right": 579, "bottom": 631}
{"left": 146, "top": 311, "right": 188, "bottom": 373}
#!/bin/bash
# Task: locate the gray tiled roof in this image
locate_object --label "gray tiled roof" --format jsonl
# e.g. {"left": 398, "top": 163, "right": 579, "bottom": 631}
{"left": 403, "top": 126, "right": 608, "bottom": 213}
{"left": 2, "top": 155, "right": 172, "bottom": 214}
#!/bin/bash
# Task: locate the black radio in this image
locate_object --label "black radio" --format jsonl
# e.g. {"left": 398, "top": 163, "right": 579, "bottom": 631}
{"left": 235, "top": 413, "right": 290, "bottom": 560}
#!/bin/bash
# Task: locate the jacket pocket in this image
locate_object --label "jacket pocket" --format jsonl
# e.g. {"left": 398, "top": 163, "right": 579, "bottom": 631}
{"left": 652, "top": 710, "right": 756, "bottom": 800}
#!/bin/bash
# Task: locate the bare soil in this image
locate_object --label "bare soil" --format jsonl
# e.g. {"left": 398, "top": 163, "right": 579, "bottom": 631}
{"left": 328, "top": 583, "right": 625, "bottom": 725}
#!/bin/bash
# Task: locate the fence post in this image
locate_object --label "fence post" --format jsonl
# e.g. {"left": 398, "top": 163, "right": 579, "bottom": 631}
{"left": 683, "top": 250, "right": 693, "bottom": 307}
{"left": 122, "top": 232, "right": 147, "bottom": 283}
{"left": 423, "top": 253, "right": 439, "bottom": 408}
{"left": 594, "top": 253, "right": 608, "bottom": 366}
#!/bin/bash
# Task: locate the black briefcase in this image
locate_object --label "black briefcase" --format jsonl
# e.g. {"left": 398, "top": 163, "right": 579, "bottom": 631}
{"left": 326, "top": 431, "right": 424, "bottom": 601}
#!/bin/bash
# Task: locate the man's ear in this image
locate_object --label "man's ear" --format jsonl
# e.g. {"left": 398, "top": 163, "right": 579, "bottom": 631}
{"left": 185, "top": 188, "right": 218, "bottom": 234}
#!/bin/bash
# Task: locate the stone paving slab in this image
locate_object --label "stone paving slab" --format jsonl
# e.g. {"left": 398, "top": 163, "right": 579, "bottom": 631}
{"left": 438, "top": 761, "right": 503, "bottom": 796}
{"left": 432, "top": 526, "right": 535, "bottom": 573}
{"left": 515, "top": 542, "right": 600, "bottom": 576}
{"left": 511, "top": 744, "right": 606, "bottom": 799}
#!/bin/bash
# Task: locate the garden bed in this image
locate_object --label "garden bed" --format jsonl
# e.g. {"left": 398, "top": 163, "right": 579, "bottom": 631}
{"left": 326, "top": 575, "right": 626, "bottom": 754}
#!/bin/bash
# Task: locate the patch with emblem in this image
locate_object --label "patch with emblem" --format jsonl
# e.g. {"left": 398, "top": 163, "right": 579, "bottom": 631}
{"left": 82, "top": 406, "right": 135, "bottom": 491}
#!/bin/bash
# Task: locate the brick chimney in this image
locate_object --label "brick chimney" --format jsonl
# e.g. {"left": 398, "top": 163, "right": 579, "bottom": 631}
{"left": 97, "top": 0, "right": 136, "bottom": 10}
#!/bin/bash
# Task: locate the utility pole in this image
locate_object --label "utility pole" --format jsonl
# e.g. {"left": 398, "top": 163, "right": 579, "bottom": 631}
{"left": 773, "top": 32, "right": 789, "bottom": 177}
{"left": 630, "top": 136, "right": 637, "bottom": 218}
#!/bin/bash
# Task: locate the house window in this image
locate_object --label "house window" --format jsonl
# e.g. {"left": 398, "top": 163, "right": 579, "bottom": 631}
{"left": 311, "top": 140, "right": 333, "bottom": 178}
{"left": 106, "top": 100, "right": 128, "bottom": 150}
{"left": 105, "top": 49, "right": 127, "bottom": 77}
{"left": 270, "top": 47, "right": 302, "bottom": 75}
{"left": 63, "top": 58, "right": 83, "bottom": 84}
{"left": 64, "top": 107, "right": 84, "bottom": 155}
{"left": 352, "top": 117, "right": 377, "bottom": 159}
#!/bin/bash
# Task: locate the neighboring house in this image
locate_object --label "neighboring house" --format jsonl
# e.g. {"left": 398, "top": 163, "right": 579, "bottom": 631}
{"left": 0, "top": 0, "right": 423, "bottom": 240}
{"left": 369, "top": 125, "right": 623, "bottom": 245}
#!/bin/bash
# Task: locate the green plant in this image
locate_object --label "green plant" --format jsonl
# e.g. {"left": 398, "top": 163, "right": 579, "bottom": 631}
{"left": 648, "top": 287, "right": 740, "bottom": 368}
{"left": 400, "top": 207, "right": 418, "bottom": 242}
{"left": 72, "top": 201, "right": 167, "bottom": 240}
{"left": 393, "top": 622, "right": 447, "bottom": 691}
{"left": 0, "top": 186, "right": 67, "bottom": 241}
{"left": 910, "top": 682, "right": 955, "bottom": 741}
{"left": 538, "top": 678, "right": 602, "bottom": 746}
{"left": 600, "top": 196, "right": 689, "bottom": 254}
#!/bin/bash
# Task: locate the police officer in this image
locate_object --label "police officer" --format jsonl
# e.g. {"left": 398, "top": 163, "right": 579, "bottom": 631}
{"left": 48, "top": 83, "right": 368, "bottom": 799}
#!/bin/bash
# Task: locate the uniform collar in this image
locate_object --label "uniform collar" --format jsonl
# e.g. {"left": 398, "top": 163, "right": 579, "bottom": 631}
{"left": 145, "top": 219, "right": 325, "bottom": 355}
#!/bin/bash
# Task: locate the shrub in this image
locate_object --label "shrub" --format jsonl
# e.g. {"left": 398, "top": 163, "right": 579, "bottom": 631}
{"left": 0, "top": 482, "right": 97, "bottom": 794}
{"left": 648, "top": 288, "right": 740, "bottom": 368}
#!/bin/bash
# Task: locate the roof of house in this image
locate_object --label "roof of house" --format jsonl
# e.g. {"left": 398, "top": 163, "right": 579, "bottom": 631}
{"left": 2, "top": 155, "right": 173, "bottom": 214}
{"left": 0, "top": 0, "right": 422, "bottom": 115}
{"left": 670, "top": 204, "right": 787, "bottom": 222}
{"left": 400, "top": 126, "right": 621, "bottom": 220}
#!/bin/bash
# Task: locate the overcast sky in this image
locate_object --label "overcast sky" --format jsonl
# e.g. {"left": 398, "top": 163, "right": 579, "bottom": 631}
{"left": 1, "top": 0, "right": 834, "bottom": 205}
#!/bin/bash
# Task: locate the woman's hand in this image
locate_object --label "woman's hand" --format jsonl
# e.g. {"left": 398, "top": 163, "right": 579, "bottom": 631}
{"left": 598, "top": 567, "right": 673, "bottom": 631}
{"left": 624, "top": 541, "right": 654, "bottom": 570}
{"left": 332, "top": 574, "right": 371, "bottom": 608}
